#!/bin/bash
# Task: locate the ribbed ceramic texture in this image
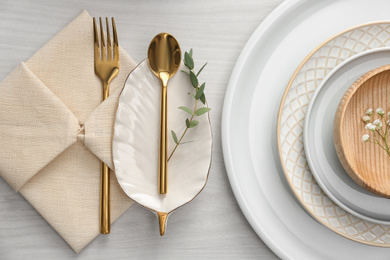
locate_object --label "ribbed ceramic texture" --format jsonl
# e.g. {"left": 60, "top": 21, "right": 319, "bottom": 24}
{"left": 278, "top": 23, "right": 390, "bottom": 246}
{"left": 113, "top": 60, "right": 212, "bottom": 215}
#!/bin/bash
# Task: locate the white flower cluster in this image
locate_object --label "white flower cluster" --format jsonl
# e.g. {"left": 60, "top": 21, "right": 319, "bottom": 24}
{"left": 365, "top": 123, "right": 376, "bottom": 131}
{"left": 361, "top": 107, "right": 390, "bottom": 143}
{"left": 362, "top": 115, "right": 371, "bottom": 122}
{"left": 376, "top": 108, "right": 385, "bottom": 116}
{"left": 362, "top": 134, "right": 370, "bottom": 142}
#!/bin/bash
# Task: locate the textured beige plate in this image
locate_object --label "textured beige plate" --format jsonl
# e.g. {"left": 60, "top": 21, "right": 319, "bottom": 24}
{"left": 335, "top": 64, "right": 390, "bottom": 198}
{"left": 278, "top": 22, "right": 390, "bottom": 247}
{"left": 112, "top": 60, "right": 212, "bottom": 235}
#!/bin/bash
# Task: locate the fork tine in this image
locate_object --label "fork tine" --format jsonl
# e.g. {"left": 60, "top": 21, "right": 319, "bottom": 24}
{"left": 112, "top": 18, "right": 119, "bottom": 61}
{"left": 106, "top": 17, "right": 112, "bottom": 61}
{"left": 99, "top": 17, "right": 106, "bottom": 60}
{"left": 93, "top": 18, "right": 100, "bottom": 62}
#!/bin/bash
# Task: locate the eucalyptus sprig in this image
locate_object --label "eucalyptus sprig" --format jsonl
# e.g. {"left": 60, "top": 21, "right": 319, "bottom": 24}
{"left": 168, "top": 49, "right": 210, "bottom": 161}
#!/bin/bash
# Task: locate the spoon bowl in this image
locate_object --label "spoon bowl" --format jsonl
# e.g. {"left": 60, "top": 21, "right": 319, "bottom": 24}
{"left": 148, "top": 33, "right": 181, "bottom": 79}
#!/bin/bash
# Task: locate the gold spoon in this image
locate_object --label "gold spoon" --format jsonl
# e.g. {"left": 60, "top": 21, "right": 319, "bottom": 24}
{"left": 148, "top": 33, "right": 181, "bottom": 194}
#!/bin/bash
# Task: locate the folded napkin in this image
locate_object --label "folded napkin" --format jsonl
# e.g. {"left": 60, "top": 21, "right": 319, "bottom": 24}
{"left": 0, "top": 10, "right": 136, "bottom": 253}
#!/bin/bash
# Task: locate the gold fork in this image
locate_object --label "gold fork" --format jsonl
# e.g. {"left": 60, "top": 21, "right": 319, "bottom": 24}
{"left": 93, "top": 17, "right": 119, "bottom": 234}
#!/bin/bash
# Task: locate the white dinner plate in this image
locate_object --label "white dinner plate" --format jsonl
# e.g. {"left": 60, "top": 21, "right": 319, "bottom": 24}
{"left": 304, "top": 47, "right": 390, "bottom": 225}
{"left": 222, "top": 0, "right": 390, "bottom": 259}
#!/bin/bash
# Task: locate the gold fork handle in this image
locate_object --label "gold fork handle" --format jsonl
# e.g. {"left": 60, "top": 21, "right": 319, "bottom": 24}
{"left": 100, "top": 81, "right": 110, "bottom": 234}
{"left": 100, "top": 162, "right": 110, "bottom": 234}
{"left": 102, "top": 81, "right": 110, "bottom": 100}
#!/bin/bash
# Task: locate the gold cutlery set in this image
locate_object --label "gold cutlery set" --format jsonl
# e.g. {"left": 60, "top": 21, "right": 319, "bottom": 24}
{"left": 0, "top": 10, "right": 211, "bottom": 252}
{"left": 93, "top": 17, "right": 181, "bottom": 234}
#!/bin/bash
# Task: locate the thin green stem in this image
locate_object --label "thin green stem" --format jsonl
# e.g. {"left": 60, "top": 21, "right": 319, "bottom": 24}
{"left": 384, "top": 136, "right": 390, "bottom": 152}
{"left": 365, "top": 115, "right": 390, "bottom": 156}
{"left": 375, "top": 129, "right": 385, "bottom": 139}
{"left": 168, "top": 99, "right": 198, "bottom": 162}
{"left": 168, "top": 68, "right": 200, "bottom": 162}
{"left": 374, "top": 125, "right": 390, "bottom": 152}
{"left": 374, "top": 137, "right": 388, "bottom": 152}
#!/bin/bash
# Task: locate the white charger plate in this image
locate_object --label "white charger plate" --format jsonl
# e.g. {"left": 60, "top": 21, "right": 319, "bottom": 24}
{"left": 222, "top": 0, "right": 390, "bottom": 259}
{"left": 304, "top": 47, "right": 390, "bottom": 225}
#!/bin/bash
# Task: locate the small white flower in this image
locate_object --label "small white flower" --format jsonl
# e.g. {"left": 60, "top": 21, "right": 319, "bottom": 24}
{"left": 369, "top": 124, "right": 377, "bottom": 131}
{"left": 362, "top": 134, "right": 370, "bottom": 142}
{"left": 373, "top": 119, "right": 382, "bottom": 126}
{"left": 376, "top": 108, "right": 385, "bottom": 116}
{"left": 387, "top": 111, "right": 390, "bottom": 118}
{"left": 387, "top": 119, "right": 390, "bottom": 126}
{"left": 366, "top": 108, "right": 373, "bottom": 115}
{"left": 365, "top": 123, "right": 376, "bottom": 131}
{"left": 362, "top": 115, "right": 371, "bottom": 123}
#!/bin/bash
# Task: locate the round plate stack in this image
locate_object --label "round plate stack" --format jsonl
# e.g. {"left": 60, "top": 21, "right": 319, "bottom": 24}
{"left": 222, "top": 0, "right": 390, "bottom": 259}
{"left": 304, "top": 49, "right": 390, "bottom": 225}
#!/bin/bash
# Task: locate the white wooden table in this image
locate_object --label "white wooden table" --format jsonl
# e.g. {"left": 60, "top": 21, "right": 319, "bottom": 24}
{"left": 0, "top": 0, "right": 283, "bottom": 259}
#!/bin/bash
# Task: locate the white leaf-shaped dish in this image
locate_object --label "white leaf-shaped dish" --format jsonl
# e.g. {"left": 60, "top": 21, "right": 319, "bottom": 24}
{"left": 112, "top": 60, "right": 212, "bottom": 235}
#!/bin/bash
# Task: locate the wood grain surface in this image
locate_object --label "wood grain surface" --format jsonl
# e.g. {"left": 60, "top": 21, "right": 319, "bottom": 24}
{"left": 0, "top": 0, "right": 283, "bottom": 259}
{"left": 335, "top": 65, "right": 390, "bottom": 198}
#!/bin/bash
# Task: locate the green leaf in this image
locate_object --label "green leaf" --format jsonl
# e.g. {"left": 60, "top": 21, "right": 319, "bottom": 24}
{"left": 186, "top": 118, "right": 190, "bottom": 128}
{"left": 171, "top": 130, "right": 178, "bottom": 144}
{"left": 189, "top": 120, "right": 199, "bottom": 128}
{"left": 178, "top": 106, "right": 193, "bottom": 115}
{"left": 200, "top": 93, "right": 206, "bottom": 104}
{"left": 195, "top": 83, "right": 205, "bottom": 99}
{"left": 184, "top": 52, "right": 194, "bottom": 70}
{"left": 196, "top": 62, "right": 207, "bottom": 77}
{"left": 195, "top": 107, "right": 211, "bottom": 116}
{"left": 181, "top": 69, "right": 190, "bottom": 75}
{"left": 189, "top": 48, "right": 193, "bottom": 57}
{"left": 190, "top": 71, "right": 198, "bottom": 88}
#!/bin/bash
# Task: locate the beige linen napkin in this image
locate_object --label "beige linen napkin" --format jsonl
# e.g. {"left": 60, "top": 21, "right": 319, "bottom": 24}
{"left": 0, "top": 10, "right": 136, "bottom": 253}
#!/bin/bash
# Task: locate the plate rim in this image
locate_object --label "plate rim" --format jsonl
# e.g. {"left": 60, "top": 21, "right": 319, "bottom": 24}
{"left": 222, "top": 0, "right": 316, "bottom": 259}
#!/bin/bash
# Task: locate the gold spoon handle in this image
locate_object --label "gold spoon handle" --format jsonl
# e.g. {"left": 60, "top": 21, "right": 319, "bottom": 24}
{"left": 159, "top": 78, "right": 168, "bottom": 194}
